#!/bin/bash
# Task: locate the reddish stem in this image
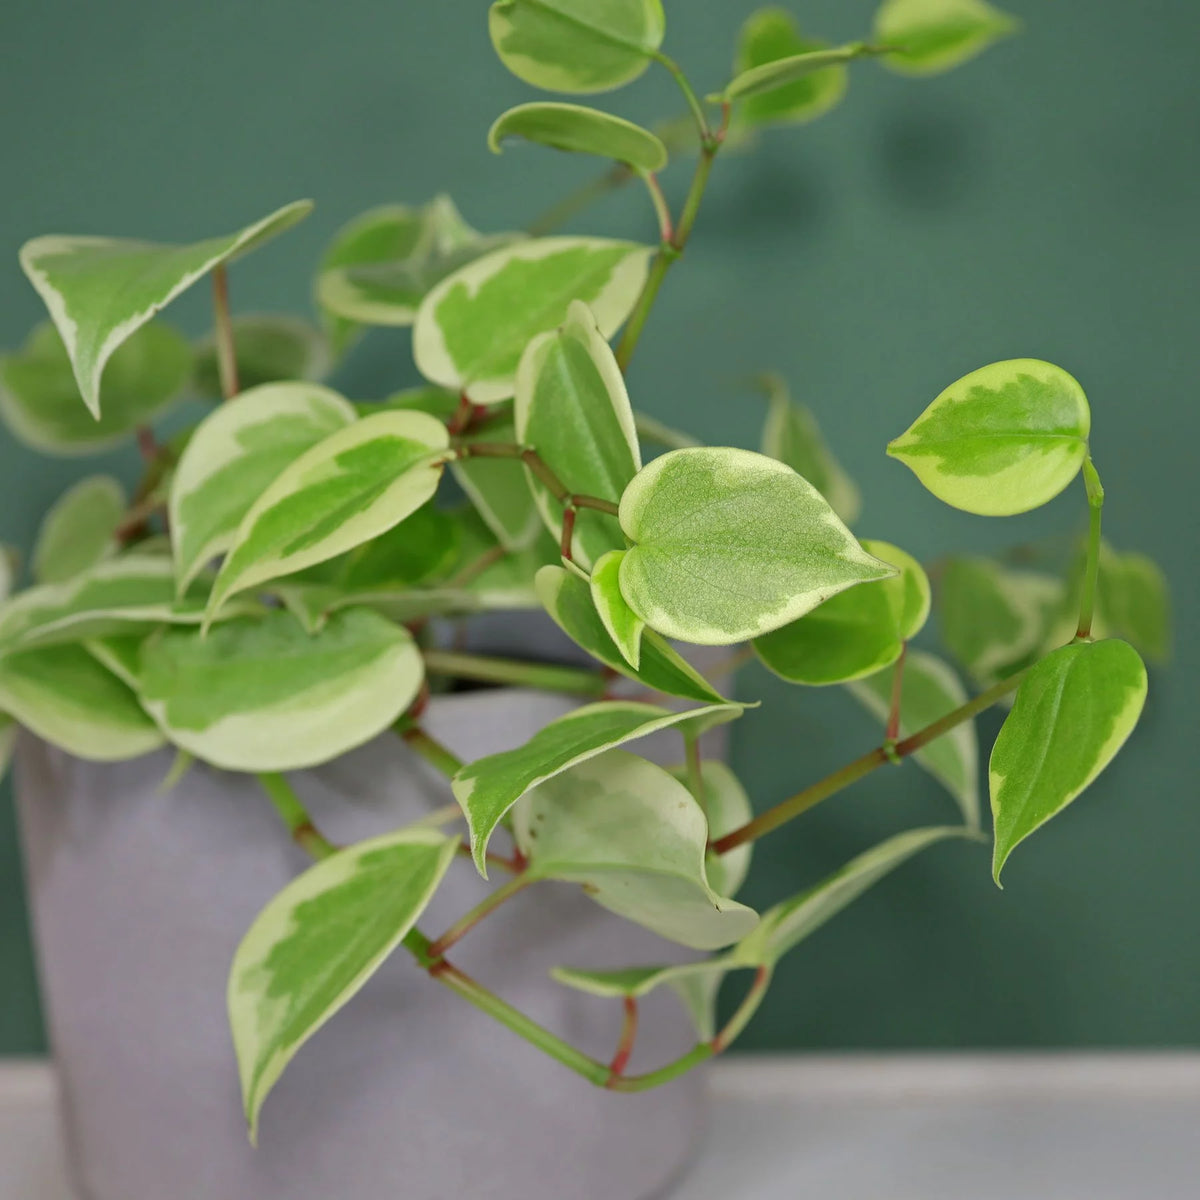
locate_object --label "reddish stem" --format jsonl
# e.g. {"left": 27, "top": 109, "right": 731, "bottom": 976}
{"left": 606, "top": 997, "right": 640, "bottom": 1086}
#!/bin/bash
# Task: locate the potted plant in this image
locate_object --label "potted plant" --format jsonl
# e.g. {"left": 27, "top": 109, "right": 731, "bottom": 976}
{"left": 1, "top": 2, "right": 1170, "bottom": 1198}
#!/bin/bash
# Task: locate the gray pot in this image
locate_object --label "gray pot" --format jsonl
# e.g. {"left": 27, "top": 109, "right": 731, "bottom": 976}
{"left": 17, "top": 688, "right": 715, "bottom": 1200}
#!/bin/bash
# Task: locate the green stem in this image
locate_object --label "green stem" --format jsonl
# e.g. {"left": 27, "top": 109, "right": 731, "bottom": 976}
{"left": 711, "top": 964, "right": 772, "bottom": 1054}
{"left": 398, "top": 724, "right": 465, "bottom": 779}
{"left": 428, "top": 874, "right": 533, "bottom": 959}
{"left": 653, "top": 51, "right": 710, "bottom": 141}
{"left": 607, "top": 1043, "right": 715, "bottom": 1093}
{"left": 422, "top": 649, "right": 608, "bottom": 697}
{"left": 1076, "top": 456, "right": 1105, "bottom": 640}
{"left": 211, "top": 264, "right": 238, "bottom": 400}
{"left": 615, "top": 102, "right": 726, "bottom": 373}
{"left": 885, "top": 642, "right": 908, "bottom": 749}
{"left": 257, "top": 773, "right": 337, "bottom": 860}
{"left": 711, "top": 669, "right": 1029, "bottom": 855}
{"left": 640, "top": 171, "right": 674, "bottom": 242}
{"left": 527, "top": 163, "right": 632, "bottom": 238}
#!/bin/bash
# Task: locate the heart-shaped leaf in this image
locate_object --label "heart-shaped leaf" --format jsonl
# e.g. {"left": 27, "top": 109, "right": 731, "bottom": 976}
{"left": 590, "top": 550, "right": 644, "bottom": 669}
{"left": 875, "top": 0, "right": 1018, "bottom": 76}
{"left": 0, "top": 642, "right": 164, "bottom": 761}
{"left": 759, "top": 373, "right": 860, "bottom": 524}
{"left": 536, "top": 564, "right": 730, "bottom": 703}
{"left": 317, "top": 197, "right": 518, "bottom": 335}
{"left": 453, "top": 698, "right": 739, "bottom": 873}
{"left": 489, "top": 0, "right": 666, "bottom": 94}
{"left": 618, "top": 447, "right": 894, "bottom": 645}
{"left": 169, "top": 382, "right": 358, "bottom": 594}
{"left": 0, "top": 557, "right": 245, "bottom": 655}
{"left": 192, "top": 314, "right": 330, "bottom": 401}
{"left": 489, "top": 102, "right": 667, "bottom": 171}
{"left": 738, "top": 825, "right": 972, "bottom": 963}
{"left": 229, "top": 827, "right": 458, "bottom": 1142}
{"left": 515, "top": 300, "right": 640, "bottom": 566}
{"left": 0, "top": 320, "right": 192, "bottom": 454}
{"left": 207, "top": 410, "right": 450, "bottom": 621}
{"left": 513, "top": 750, "right": 758, "bottom": 949}
{"left": 138, "top": 607, "right": 423, "bottom": 772}
{"left": 888, "top": 359, "right": 1090, "bottom": 516}
{"left": 33, "top": 475, "right": 125, "bottom": 584}
{"left": 668, "top": 759, "right": 754, "bottom": 898}
{"left": 726, "top": 10, "right": 851, "bottom": 126}
{"left": 938, "top": 556, "right": 1065, "bottom": 687}
{"left": 846, "top": 649, "right": 981, "bottom": 827}
{"left": 754, "top": 538, "right": 930, "bottom": 685}
{"left": 990, "top": 638, "right": 1146, "bottom": 883}
{"left": 414, "top": 237, "right": 654, "bottom": 404}
{"left": 20, "top": 200, "right": 311, "bottom": 418}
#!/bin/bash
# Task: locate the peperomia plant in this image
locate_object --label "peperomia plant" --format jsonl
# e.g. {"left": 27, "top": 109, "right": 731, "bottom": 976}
{"left": 0, "top": 0, "right": 1171, "bottom": 1141}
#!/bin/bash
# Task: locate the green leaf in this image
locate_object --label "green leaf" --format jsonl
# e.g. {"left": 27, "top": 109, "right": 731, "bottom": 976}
{"left": 169, "top": 382, "right": 358, "bottom": 594}
{"left": 754, "top": 539, "right": 930, "bottom": 686}
{"left": 450, "top": 416, "right": 543, "bottom": 549}
{"left": 590, "top": 550, "right": 644, "bottom": 669}
{"left": 20, "top": 200, "right": 311, "bottom": 418}
{"left": 317, "top": 197, "right": 518, "bottom": 334}
{"left": 727, "top": 10, "right": 851, "bottom": 126}
{"left": 939, "top": 556, "right": 1065, "bottom": 686}
{"left": 552, "top": 958, "right": 739, "bottom": 1040}
{"left": 0, "top": 320, "right": 191, "bottom": 455}
{"left": 887, "top": 359, "right": 1091, "bottom": 516}
{"left": 846, "top": 650, "right": 980, "bottom": 827}
{"left": 737, "top": 826, "right": 971, "bottom": 964}
{"left": 337, "top": 503, "right": 461, "bottom": 591}
{"left": 0, "top": 557, "right": 234, "bottom": 655}
{"left": 489, "top": 102, "right": 667, "bottom": 171}
{"left": 207, "top": 411, "right": 450, "bottom": 621}
{"left": 618, "top": 447, "right": 894, "bottom": 645}
{"left": 489, "top": 0, "right": 666, "bottom": 94}
{"left": 1095, "top": 545, "right": 1171, "bottom": 664}
{"left": 229, "top": 827, "right": 458, "bottom": 1142}
{"left": 0, "top": 642, "right": 164, "bottom": 761}
{"left": 452, "top": 698, "right": 738, "bottom": 873}
{"left": 138, "top": 608, "right": 424, "bottom": 772}
{"left": 759, "top": 373, "right": 860, "bottom": 524}
{"left": 875, "top": 0, "right": 1018, "bottom": 76}
{"left": 536, "top": 564, "right": 730, "bottom": 703}
{"left": 83, "top": 633, "right": 147, "bottom": 690}
{"left": 413, "top": 237, "right": 654, "bottom": 404}
{"left": 33, "top": 475, "right": 125, "bottom": 584}
{"left": 515, "top": 300, "right": 640, "bottom": 566}
{"left": 668, "top": 759, "right": 754, "bottom": 898}
{"left": 990, "top": 639, "right": 1147, "bottom": 883}
{"left": 513, "top": 750, "right": 758, "bottom": 949}
{"left": 192, "top": 315, "right": 330, "bottom": 401}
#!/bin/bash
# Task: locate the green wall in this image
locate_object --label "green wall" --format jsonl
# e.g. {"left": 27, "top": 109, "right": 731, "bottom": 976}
{"left": 1, "top": 0, "right": 1196, "bottom": 1053}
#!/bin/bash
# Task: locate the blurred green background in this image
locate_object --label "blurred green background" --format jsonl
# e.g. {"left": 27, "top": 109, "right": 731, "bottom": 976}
{"left": 1, "top": 0, "right": 1195, "bottom": 1053}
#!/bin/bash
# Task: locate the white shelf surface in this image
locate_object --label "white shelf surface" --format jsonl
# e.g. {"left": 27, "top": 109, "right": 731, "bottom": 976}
{"left": 3, "top": 1054, "right": 1199, "bottom": 1199}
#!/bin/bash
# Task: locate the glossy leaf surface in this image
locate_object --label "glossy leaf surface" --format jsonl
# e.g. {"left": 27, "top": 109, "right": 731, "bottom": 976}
{"left": 513, "top": 750, "right": 758, "bottom": 950}
{"left": 170, "top": 382, "right": 357, "bottom": 593}
{"left": 138, "top": 608, "right": 424, "bottom": 771}
{"left": 229, "top": 828, "right": 457, "bottom": 1141}
{"left": 19, "top": 200, "right": 310, "bottom": 417}
{"left": 413, "top": 236, "right": 653, "bottom": 403}
{"left": 453, "top": 699, "right": 738, "bottom": 873}
{"left": 489, "top": 0, "right": 666, "bottom": 94}
{"left": 875, "top": 0, "right": 1017, "bottom": 76}
{"left": 515, "top": 300, "right": 639, "bottom": 565}
{"left": 618, "top": 447, "right": 893, "bottom": 644}
{"left": 990, "top": 639, "right": 1146, "bottom": 882}
{"left": 888, "top": 359, "right": 1090, "bottom": 516}
{"left": 489, "top": 102, "right": 667, "bottom": 170}
{"left": 590, "top": 550, "right": 644, "bottom": 669}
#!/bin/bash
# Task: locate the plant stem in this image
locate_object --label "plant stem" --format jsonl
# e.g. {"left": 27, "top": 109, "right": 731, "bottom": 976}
{"left": 527, "top": 163, "right": 632, "bottom": 237}
{"left": 607, "top": 1043, "right": 715, "bottom": 1093}
{"left": 640, "top": 171, "right": 674, "bottom": 242}
{"left": 257, "top": 773, "right": 337, "bottom": 860}
{"left": 885, "top": 643, "right": 908, "bottom": 747}
{"left": 428, "top": 874, "right": 533, "bottom": 959}
{"left": 422, "top": 649, "right": 608, "bottom": 697}
{"left": 454, "top": 442, "right": 618, "bottom": 517}
{"left": 711, "top": 669, "right": 1030, "bottom": 855}
{"left": 211, "top": 264, "right": 239, "bottom": 400}
{"left": 446, "top": 544, "right": 507, "bottom": 588}
{"left": 1076, "top": 456, "right": 1105, "bottom": 640}
{"left": 711, "top": 965, "right": 772, "bottom": 1054}
{"left": 615, "top": 103, "right": 727, "bottom": 373}
{"left": 398, "top": 724, "right": 465, "bottom": 779}
{"left": 606, "top": 996, "right": 640, "bottom": 1084}
{"left": 653, "top": 51, "right": 710, "bottom": 141}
